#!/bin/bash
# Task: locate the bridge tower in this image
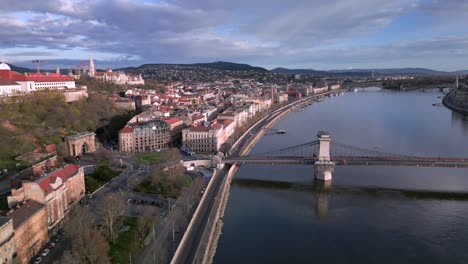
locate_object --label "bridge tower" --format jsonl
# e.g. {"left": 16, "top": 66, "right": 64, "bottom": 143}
{"left": 314, "top": 132, "right": 335, "bottom": 181}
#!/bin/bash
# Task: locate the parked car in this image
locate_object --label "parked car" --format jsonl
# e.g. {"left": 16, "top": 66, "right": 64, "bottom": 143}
{"left": 34, "top": 257, "right": 42, "bottom": 264}
{"left": 41, "top": 249, "right": 50, "bottom": 257}
{"left": 48, "top": 242, "right": 55, "bottom": 249}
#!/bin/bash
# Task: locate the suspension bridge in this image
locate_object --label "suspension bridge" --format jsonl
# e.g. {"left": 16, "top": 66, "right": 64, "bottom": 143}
{"left": 223, "top": 132, "right": 468, "bottom": 181}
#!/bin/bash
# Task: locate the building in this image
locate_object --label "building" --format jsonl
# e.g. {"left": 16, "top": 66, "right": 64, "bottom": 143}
{"left": 94, "top": 69, "right": 145, "bottom": 85}
{"left": 165, "top": 117, "right": 185, "bottom": 147}
{"left": 8, "top": 165, "right": 85, "bottom": 232}
{"left": 0, "top": 77, "right": 21, "bottom": 97}
{"left": 135, "top": 95, "right": 151, "bottom": 111}
{"left": 275, "top": 92, "right": 289, "bottom": 104}
{"left": 64, "top": 132, "right": 96, "bottom": 157}
{"left": 8, "top": 200, "right": 48, "bottom": 264}
{"left": 0, "top": 62, "right": 86, "bottom": 101}
{"left": 328, "top": 83, "right": 341, "bottom": 91}
{"left": 119, "top": 120, "right": 171, "bottom": 152}
{"left": 0, "top": 218, "right": 14, "bottom": 264}
{"left": 0, "top": 63, "right": 76, "bottom": 93}
{"left": 182, "top": 119, "right": 235, "bottom": 154}
{"left": 114, "top": 98, "right": 136, "bottom": 110}
{"left": 313, "top": 83, "right": 329, "bottom": 94}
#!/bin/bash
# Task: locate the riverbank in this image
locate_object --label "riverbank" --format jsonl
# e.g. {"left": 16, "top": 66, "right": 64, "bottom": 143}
{"left": 443, "top": 90, "right": 468, "bottom": 115}
{"left": 214, "top": 88, "right": 468, "bottom": 264}
{"left": 384, "top": 83, "right": 455, "bottom": 91}
{"left": 170, "top": 92, "right": 339, "bottom": 264}
{"left": 202, "top": 91, "right": 344, "bottom": 264}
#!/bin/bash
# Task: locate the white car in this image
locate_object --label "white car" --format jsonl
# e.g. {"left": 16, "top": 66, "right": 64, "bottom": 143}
{"left": 34, "top": 257, "right": 42, "bottom": 264}
{"left": 41, "top": 248, "right": 50, "bottom": 257}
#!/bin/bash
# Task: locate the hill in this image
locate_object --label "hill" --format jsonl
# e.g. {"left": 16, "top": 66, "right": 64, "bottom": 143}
{"left": 117, "top": 61, "right": 268, "bottom": 72}
{"left": 271, "top": 67, "right": 329, "bottom": 75}
{"left": 272, "top": 67, "right": 468, "bottom": 76}
{"left": 192, "top": 61, "right": 268, "bottom": 71}
{"left": 7, "top": 63, "right": 35, "bottom": 73}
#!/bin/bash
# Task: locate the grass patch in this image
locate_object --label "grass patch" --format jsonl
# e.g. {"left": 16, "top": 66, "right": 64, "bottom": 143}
{"left": 134, "top": 173, "right": 192, "bottom": 198}
{"left": 85, "top": 167, "right": 121, "bottom": 193}
{"left": 109, "top": 217, "right": 141, "bottom": 264}
{"left": 136, "top": 152, "right": 168, "bottom": 164}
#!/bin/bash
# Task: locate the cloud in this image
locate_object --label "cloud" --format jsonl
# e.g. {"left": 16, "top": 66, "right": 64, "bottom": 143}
{"left": 0, "top": 0, "right": 468, "bottom": 70}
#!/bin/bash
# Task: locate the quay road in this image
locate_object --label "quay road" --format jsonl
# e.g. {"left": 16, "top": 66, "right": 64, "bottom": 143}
{"left": 173, "top": 94, "right": 324, "bottom": 264}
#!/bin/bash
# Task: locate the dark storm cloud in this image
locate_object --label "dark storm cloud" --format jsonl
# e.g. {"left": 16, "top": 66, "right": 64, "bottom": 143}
{"left": 1, "top": 0, "right": 467, "bottom": 70}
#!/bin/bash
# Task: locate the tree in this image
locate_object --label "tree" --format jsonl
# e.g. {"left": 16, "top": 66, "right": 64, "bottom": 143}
{"left": 137, "top": 207, "right": 159, "bottom": 247}
{"left": 98, "top": 192, "right": 127, "bottom": 243}
{"left": 61, "top": 206, "right": 110, "bottom": 264}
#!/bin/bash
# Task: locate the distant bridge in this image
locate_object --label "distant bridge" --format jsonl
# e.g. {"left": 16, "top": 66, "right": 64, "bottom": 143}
{"left": 223, "top": 132, "right": 468, "bottom": 181}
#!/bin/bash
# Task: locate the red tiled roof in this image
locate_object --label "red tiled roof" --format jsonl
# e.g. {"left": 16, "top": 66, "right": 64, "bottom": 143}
{"left": 12, "top": 72, "right": 73, "bottom": 82}
{"left": 211, "top": 123, "right": 222, "bottom": 129}
{"left": 165, "top": 118, "right": 181, "bottom": 125}
{"left": 192, "top": 114, "right": 205, "bottom": 119}
{"left": 120, "top": 126, "right": 134, "bottom": 133}
{"left": 190, "top": 126, "right": 210, "bottom": 132}
{"left": 0, "top": 77, "right": 20, "bottom": 86}
{"left": 36, "top": 164, "right": 81, "bottom": 194}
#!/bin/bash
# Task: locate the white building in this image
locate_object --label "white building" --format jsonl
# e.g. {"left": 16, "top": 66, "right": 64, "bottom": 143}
{"left": 182, "top": 119, "right": 235, "bottom": 154}
{"left": 0, "top": 77, "right": 21, "bottom": 97}
{"left": 0, "top": 62, "right": 77, "bottom": 94}
{"left": 95, "top": 69, "right": 145, "bottom": 85}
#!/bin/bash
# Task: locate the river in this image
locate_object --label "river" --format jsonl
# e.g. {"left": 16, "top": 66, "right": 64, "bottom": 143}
{"left": 214, "top": 88, "right": 468, "bottom": 264}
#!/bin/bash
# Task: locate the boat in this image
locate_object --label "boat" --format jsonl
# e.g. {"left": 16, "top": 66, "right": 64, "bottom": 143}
{"left": 277, "top": 130, "right": 286, "bottom": 134}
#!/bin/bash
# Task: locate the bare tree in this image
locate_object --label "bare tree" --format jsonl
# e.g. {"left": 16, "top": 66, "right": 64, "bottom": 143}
{"left": 62, "top": 206, "right": 110, "bottom": 264}
{"left": 137, "top": 207, "right": 159, "bottom": 247}
{"left": 98, "top": 192, "right": 127, "bottom": 243}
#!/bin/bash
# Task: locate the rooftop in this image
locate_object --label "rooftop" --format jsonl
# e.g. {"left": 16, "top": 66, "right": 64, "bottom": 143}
{"left": 9, "top": 200, "right": 45, "bottom": 229}
{"left": 36, "top": 164, "right": 81, "bottom": 194}
{"left": 0, "top": 77, "right": 19, "bottom": 86}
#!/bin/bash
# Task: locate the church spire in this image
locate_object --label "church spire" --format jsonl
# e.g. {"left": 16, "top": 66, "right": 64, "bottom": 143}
{"left": 89, "top": 56, "right": 95, "bottom": 77}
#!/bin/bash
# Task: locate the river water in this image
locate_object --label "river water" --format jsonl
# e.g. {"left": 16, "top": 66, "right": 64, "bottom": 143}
{"left": 214, "top": 88, "right": 468, "bottom": 264}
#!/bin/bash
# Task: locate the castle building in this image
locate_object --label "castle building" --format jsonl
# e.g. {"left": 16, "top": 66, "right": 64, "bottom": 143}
{"left": 94, "top": 69, "right": 145, "bottom": 86}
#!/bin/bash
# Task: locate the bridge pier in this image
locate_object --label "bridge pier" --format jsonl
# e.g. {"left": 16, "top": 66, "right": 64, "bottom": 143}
{"left": 314, "top": 132, "right": 335, "bottom": 181}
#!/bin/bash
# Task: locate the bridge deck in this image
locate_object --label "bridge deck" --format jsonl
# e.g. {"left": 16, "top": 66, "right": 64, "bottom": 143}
{"left": 223, "top": 156, "right": 468, "bottom": 168}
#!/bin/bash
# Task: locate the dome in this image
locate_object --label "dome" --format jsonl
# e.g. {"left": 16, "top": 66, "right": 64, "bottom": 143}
{"left": 0, "top": 62, "right": 11, "bottom": 71}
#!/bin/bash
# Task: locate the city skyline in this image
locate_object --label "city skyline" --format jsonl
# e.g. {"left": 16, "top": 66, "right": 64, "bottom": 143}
{"left": 1, "top": 0, "right": 468, "bottom": 71}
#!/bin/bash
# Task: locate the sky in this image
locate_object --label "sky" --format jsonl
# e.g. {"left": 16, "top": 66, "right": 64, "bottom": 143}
{"left": 1, "top": 0, "right": 468, "bottom": 71}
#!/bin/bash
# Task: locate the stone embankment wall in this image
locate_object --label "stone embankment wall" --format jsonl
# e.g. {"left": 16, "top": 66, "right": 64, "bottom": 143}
{"left": 443, "top": 90, "right": 468, "bottom": 115}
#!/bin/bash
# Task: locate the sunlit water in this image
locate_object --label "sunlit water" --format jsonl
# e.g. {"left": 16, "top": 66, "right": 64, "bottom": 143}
{"left": 214, "top": 88, "right": 468, "bottom": 264}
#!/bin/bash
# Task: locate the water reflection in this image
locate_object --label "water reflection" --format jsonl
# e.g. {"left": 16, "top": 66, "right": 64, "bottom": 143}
{"left": 231, "top": 177, "right": 468, "bottom": 221}
{"left": 451, "top": 111, "right": 468, "bottom": 136}
{"left": 314, "top": 179, "right": 331, "bottom": 219}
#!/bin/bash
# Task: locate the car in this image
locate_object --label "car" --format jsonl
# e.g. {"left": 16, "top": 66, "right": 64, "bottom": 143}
{"left": 48, "top": 242, "right": 55, "bottom": 249}
{"left": 34, "top": 257, "right": 42, "bottom": 264}
{"left": 41, "top": 249, "right": 50, "bottom": 257}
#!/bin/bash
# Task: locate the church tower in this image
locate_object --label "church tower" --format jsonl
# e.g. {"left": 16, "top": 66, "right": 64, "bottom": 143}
{"left": 89, "top": 56, "right": 95, "bottom": 77}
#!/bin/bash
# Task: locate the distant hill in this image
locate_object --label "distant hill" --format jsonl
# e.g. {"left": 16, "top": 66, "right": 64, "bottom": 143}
{"left": 271, "top": 67, "right": 329, "bottom": 75}
{"left": 116, "top": 61, "right": 268, "bottom": 72}
{"left": 272, "top": 67, "right": 468, "bottom": 76}
{"left": 7, "top": 63, "right": 35, "bottom": 73}
{"left": 192, "top": 61, "right": 268, "bottom": 71}
{"left": 271, "top": 67, "right": 371, "bottom": 76}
